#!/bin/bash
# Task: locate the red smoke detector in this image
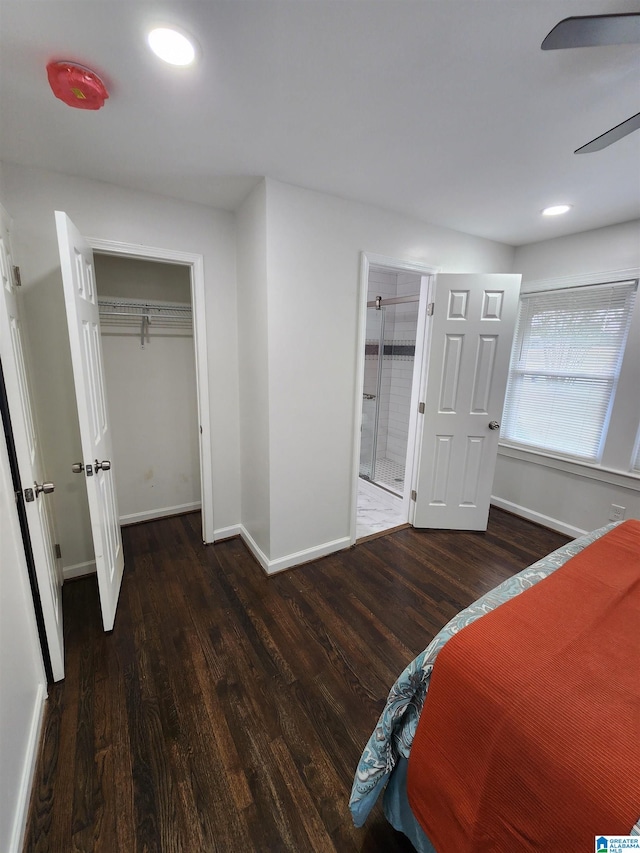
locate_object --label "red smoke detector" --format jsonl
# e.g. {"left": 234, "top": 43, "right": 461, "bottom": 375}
{"left": 46, "top": 61, "right": 109, "bottom": 110}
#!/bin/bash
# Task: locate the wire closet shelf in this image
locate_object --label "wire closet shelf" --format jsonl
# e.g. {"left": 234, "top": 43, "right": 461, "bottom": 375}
{"left": 98, "top": 298, "right": 193, "bottom": 348}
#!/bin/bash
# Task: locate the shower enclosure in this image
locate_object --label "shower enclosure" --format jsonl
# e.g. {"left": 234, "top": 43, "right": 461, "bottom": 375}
{"left": 359, "top": 292, "right": 420, "bottom": 496}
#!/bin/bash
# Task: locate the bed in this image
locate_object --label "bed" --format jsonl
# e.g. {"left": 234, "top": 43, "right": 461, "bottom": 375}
{"left": 350, "top": 519, "right": 640, "bottom": 852}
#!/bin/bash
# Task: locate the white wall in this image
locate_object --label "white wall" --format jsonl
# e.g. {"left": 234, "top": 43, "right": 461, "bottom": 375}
{"left": 96, "top": 257, "right": 200, "bottom": 524}
{"left": 264, "top": 179, "right": 515, "bottom": 568}
{"left": 14, "top": 160, "right": 632, "bottom": 568}
{"left": 511, "top": 220, "right": 640, "bottom": 281}
{"left": 236, "top": 180, "right": 271, "bottom": 556}
{"left": 94, "top": 253, "right": 191, "bottom": 301}
{"left": 493, "top": 220, "right": 640, "bottom": 536}
{"left": 0, "top": 432, "right": 47, "bottom": 853}
{"left": 0, "top": 161, "right": 240, "bottom": 572}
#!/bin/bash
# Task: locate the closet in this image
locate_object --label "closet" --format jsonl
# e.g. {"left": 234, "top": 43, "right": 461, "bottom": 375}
{"left": 94, "top": 254, "right": 200, "bottom": 525}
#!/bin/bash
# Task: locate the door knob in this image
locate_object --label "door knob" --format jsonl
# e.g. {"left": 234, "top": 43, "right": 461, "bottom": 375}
{"left": 488, "top": 420, "right": 500, "bottom": 430}
{"left": 95, "top": 459, "right": 111, "bottom": 471}
{"left": 34, "top": 481, "right": 55, "bottom": 496}
{"left": 72, "top": 462, "right": 84, "bottom": 474}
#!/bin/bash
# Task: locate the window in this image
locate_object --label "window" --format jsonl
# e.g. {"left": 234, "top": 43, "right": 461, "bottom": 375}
{"left": 502, "top": 280, "right": 637, "bottom": 463}
{"left": 633, "top": 428, "right": 640, "bottom": 474}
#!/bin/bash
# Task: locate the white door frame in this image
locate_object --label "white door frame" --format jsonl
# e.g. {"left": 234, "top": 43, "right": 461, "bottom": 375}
{"left": 350, "top": 252, "right": 437, "bottom": 544}
{"left": 88, "top": 237, "right": 214, "bottom": 543}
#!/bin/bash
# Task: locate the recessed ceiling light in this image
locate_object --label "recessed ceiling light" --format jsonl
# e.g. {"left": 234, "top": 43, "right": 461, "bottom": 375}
{"left": 542, "top": 204, "right": 572, "bottom": 217}
{"left": 147, "top": 27, "right": 196, "bottom": 66}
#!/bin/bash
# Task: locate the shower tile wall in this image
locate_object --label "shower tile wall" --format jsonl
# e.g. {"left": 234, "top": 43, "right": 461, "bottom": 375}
{"left": 367, "top": 269, "right": 396, "bottom": 467}
{"left": 364, "top": 269, "right": 421, "bottom": 479}
{"left": 386, "top": 273, "right": 420, "bottom": 467}
{"left": 363, "top": 268, "right": 397, "bottom": 403}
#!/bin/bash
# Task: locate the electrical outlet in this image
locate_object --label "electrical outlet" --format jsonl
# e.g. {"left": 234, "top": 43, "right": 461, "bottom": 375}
{"left": 609, "top": 504, "right": 626, "bottom": 522}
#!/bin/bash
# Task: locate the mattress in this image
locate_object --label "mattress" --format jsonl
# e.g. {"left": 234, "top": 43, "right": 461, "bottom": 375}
{"left": 407, "top": 519, "right": 640, "bottom": 851}
{"left": 350, "top": 520, "right": 640, "bottom": 849}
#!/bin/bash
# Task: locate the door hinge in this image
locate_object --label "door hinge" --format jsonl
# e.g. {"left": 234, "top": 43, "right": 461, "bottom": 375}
{"left": 54, "top": 543, "right": 62, "bottom": 560}
{"left": 411, "top": 489, "right": 417, "bottom": 501}
{"left": 418, "top": 401, "right": 425, "bottom": 414}
{"left": 426, "top": 302, "right": 434, "bottom": 316}
{"left": 12, "top": 265, "right": 22, "bottom": 287}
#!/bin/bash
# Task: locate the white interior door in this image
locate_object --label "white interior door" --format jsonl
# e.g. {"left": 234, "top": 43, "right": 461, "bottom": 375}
{"left": 413, "top": 273, "right": 521, "bottom": 530}
{"left": 0, "top": 204, "right": 65, "bottom": 680}
{"left": 55, "top": 211, "right": 124, "bottom": 631}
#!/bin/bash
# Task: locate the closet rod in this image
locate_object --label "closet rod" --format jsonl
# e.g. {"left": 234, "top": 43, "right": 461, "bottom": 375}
{"left": 99, "top": 310, "right": 192, "bottom": 320}
{"left": 98, "top": 301, "right": 193, "bottom": 349}
{"left": 98, "top": 304, "right": 192, "bottom": 316}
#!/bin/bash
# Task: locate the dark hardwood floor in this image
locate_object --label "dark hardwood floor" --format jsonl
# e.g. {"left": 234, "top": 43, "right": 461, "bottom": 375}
{"left": 24, "top": 508, "right": 568, "bottom": 852}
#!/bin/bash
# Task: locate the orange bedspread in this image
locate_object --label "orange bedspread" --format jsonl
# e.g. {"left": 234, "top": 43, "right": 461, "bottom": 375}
{"left": 407, "top": 519, "right": 640, "bottom": 853}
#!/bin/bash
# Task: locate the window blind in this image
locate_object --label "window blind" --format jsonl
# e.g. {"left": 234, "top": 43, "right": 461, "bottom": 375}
{"left": 502, "top": 280, "right": 637, "bottom": 462}
{"left": 633, "top": 433, "right": 640, "bottom": 473}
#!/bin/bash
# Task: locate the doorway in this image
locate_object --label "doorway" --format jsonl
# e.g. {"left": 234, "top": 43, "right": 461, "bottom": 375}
{"left": 94, "top": 254, "right": 200, "bottom": 527}
{"left": 360, "top": 277, "right": 421, "bottom": 495}
{"left": 88, "top": 237, "right": 213, "bottom": 543}
{"left": 353, "top": 254, "right": 435, "bottom": 541}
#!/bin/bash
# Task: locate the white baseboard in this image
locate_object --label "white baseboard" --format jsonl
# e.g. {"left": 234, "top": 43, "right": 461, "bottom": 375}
{"left": 120, "top": 502, "right": 201, "bottom": 525}
{"left": 237, "top": 525, "right": 270, "bottom": 570}
{"left": 63, "top": 559, "right": 97, "bottom": 580}
{"left": 213, "top": 524, "right": 242, "bottom": 542}
{"left": 9, "top": 682, "right": 47, "bottom": 853}
{"left": 62, "top": 521, "right": 245, "bottom": 577}
{"left": 491, "top": 497, "right": 587, "bottom": 539}
{"left": 239, "top": 525, "right": 351, "bottom": 575}
{"left": 62, "top": 523, "right": 350, "bottom": 580}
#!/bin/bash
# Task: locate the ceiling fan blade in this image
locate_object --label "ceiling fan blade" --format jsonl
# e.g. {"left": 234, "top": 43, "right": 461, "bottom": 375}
{"left": 575, "top": 112, "right": 640, "bottom": 153}
{"left": 542, "top": 13, "right": 640, "bottom": 50}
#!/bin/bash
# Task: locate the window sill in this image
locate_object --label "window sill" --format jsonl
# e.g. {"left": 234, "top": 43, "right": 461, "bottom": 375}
{"left": 497, "top": 443, "right": 640, "bottom": 492}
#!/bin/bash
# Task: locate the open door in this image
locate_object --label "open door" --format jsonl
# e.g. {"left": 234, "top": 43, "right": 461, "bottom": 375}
{"left": 413, "top": 273, "right": 521, "bottom": 530}
{"left": 55, "top": 211, "right": 124, "bottom": 631}
{"left": 0, "top": 204, "right": 65, "bottom": 680}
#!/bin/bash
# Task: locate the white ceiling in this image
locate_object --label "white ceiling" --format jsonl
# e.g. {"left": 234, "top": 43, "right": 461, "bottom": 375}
{"left": 1, "top": 0, "right": 638, "bottom": 246}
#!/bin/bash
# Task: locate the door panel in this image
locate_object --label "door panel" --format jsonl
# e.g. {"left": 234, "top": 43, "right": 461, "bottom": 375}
{"left": 9, "top": 319, "right": 38, "bottom": 464}
{"left": 471, "top": 336, "right": 497, "bottom": 412}
{"left": 55, "top": 211, "right": 124, "bottom": 632}
{"left": 0, "top": 203, "right": 65, "bottom": 680}
{"left": 413, "top": 273, "right": 521, "bottom": 530}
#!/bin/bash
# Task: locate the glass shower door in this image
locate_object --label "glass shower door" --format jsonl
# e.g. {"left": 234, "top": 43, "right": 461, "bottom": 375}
{"left": 360, "top": 306, "right": 383, "bottom": 480}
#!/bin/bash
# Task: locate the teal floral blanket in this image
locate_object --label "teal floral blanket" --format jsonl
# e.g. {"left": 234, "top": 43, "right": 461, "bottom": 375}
{"left": 349, "top": 523, "right": 621, "bottom": 828}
